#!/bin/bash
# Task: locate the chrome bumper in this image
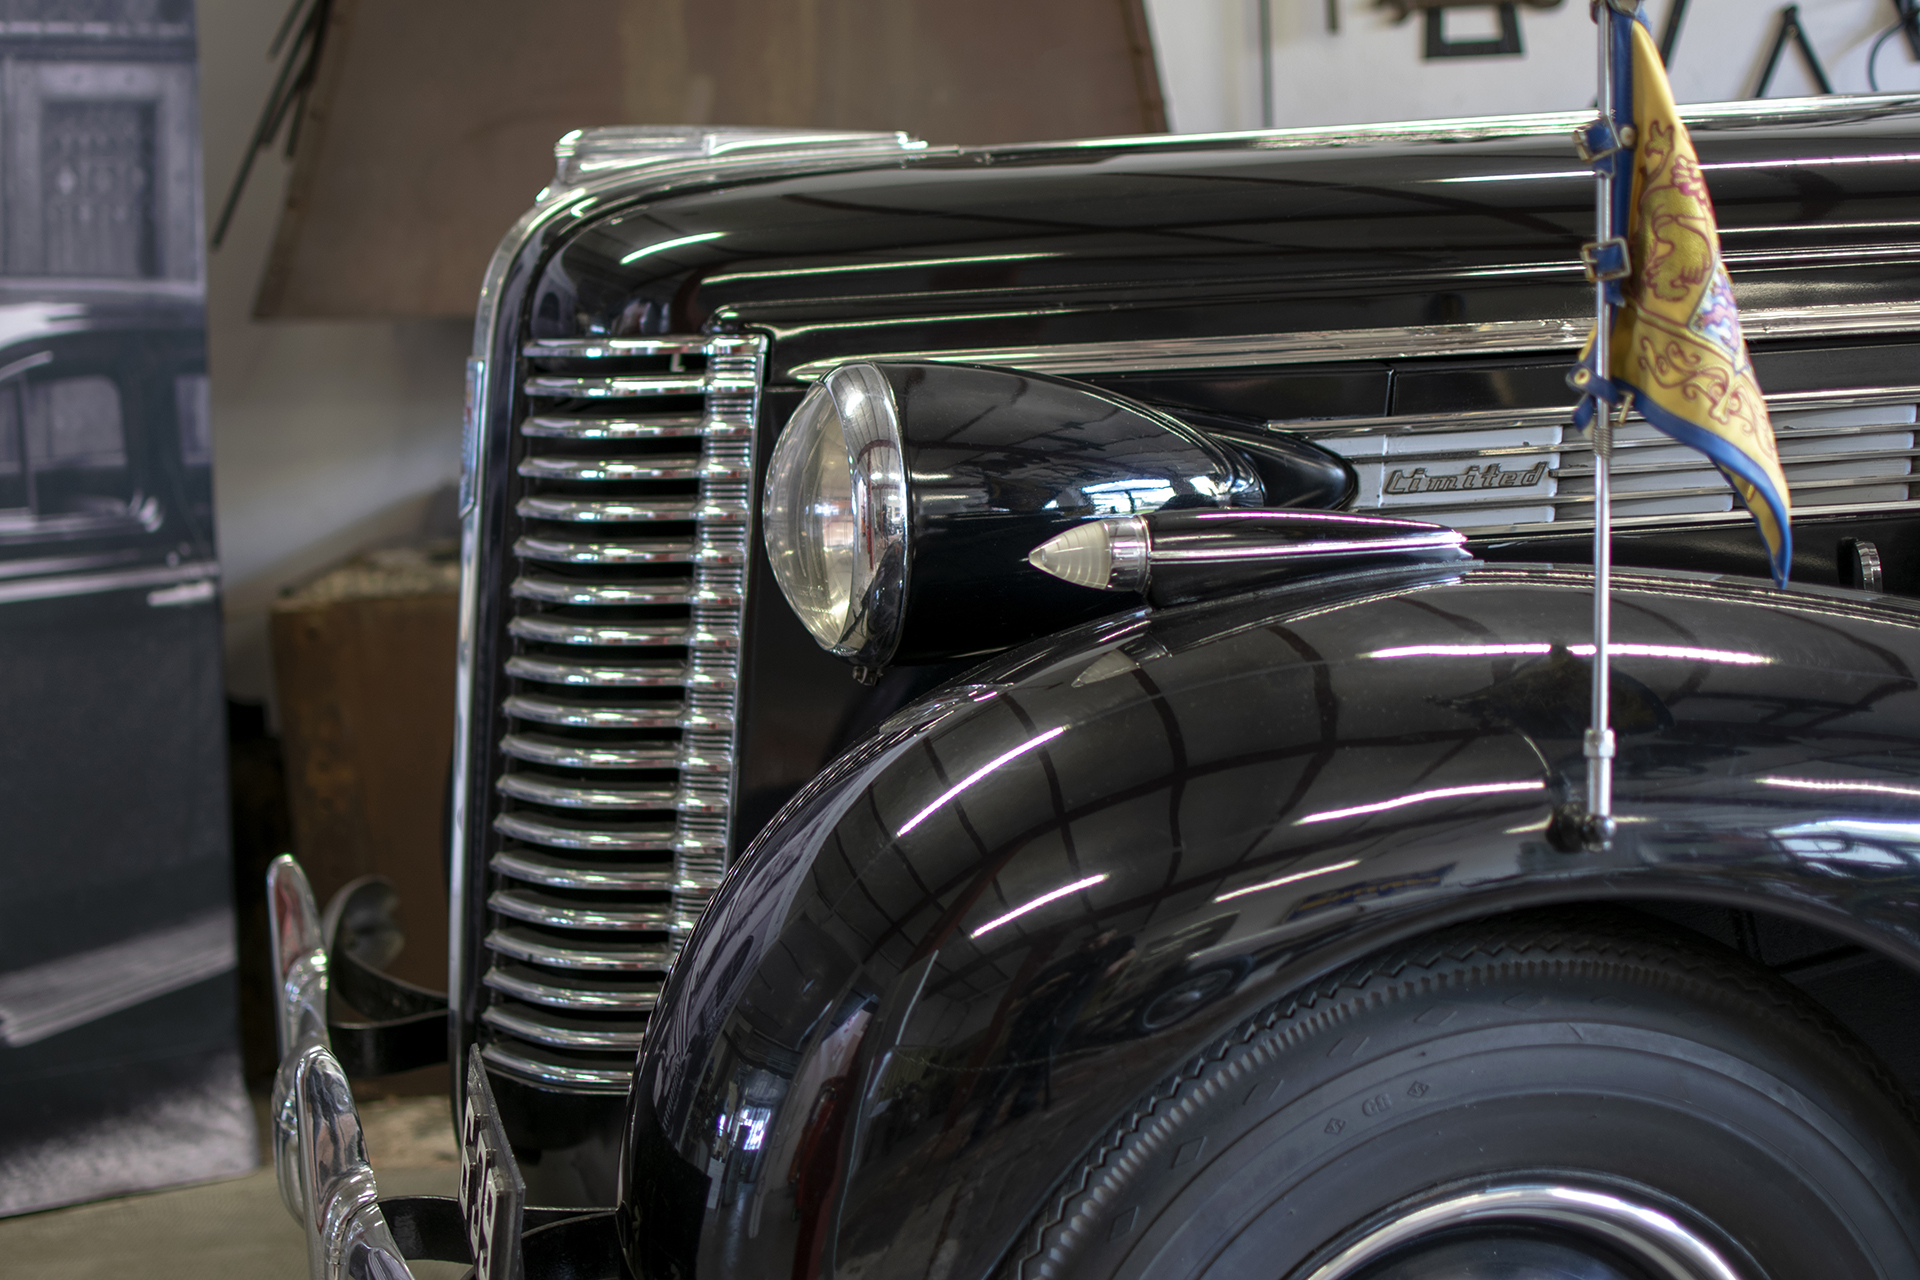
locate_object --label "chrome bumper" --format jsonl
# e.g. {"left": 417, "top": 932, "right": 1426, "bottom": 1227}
{"left": 268, "top": 855, "right": 418, "bottom": 1280}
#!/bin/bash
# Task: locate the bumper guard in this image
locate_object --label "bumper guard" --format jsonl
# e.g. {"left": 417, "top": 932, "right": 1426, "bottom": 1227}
{"left": 267, "top": 855, "right": 626, "bottom": 1280}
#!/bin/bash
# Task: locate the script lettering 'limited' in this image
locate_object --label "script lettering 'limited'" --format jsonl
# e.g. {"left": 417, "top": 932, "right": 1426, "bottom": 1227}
{"left": 1384, "top": 461, "right": 1550, "bottom": 496}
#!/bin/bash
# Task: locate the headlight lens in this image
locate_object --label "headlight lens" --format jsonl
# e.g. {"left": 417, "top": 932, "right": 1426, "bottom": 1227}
{"left": 763, "top": 364, "right": 908, "bottom": 663}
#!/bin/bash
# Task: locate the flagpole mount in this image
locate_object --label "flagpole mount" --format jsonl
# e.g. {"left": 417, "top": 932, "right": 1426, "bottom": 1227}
{"left": 1552, "top": 0, "right": 1634, "bottom": 854}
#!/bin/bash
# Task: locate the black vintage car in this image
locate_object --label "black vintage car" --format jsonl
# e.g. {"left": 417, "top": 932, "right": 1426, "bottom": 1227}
{"left": 0, "top": 289, "right": 235, "bottom": 1204}
{"left": 270, "top": 97, "right": 1920, "bottom": 1279}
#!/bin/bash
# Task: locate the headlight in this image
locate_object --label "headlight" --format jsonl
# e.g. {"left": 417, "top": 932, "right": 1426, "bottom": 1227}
{"left": 762, "top": 363, "right": 909, "bottom": 667}
{"left": 762, "top": 362, "right": 1447, "bottom": 673}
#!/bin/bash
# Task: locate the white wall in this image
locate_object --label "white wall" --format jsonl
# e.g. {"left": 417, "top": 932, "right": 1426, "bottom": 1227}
{"left": 200, "top": 0, "right": 469, "bottom": 711}
{"left": 1145, "top": 0, "right": 1920, "bottom": 133}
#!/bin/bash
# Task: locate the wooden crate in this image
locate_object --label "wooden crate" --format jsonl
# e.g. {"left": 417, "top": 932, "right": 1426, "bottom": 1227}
{"left": 270, "top": 548, "right": 457, "bottom": 1000}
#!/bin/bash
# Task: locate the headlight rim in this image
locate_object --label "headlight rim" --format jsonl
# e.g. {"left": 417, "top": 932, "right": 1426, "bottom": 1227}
{"left": 764, "top": 362, "right": 911, "bottom": 668}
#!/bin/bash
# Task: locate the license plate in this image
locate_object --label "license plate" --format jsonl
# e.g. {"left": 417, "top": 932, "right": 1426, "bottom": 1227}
{"left": 460, "top": 1046, "right": 527, "bottom": 1280}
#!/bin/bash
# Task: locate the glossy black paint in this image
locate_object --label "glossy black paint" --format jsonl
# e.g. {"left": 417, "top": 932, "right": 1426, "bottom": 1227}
{"left": 459, "top": 108, "right": 1920, "bottom": 1184}
{"left": 532, "top": 123, "right": 1920, "bottom": 382}
{"left": 870, "top": 362, "right": 1247, "bottom": 663}
{"left": 1137, "top": 509, "right": 1470, "bottom": 605}
{"left": 619, "top": 561, "right": 1920, "bottom": 1280}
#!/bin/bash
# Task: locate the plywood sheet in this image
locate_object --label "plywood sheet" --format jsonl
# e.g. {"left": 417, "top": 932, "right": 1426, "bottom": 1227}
{"left": 255, "top": 0, "right": 1164, "bottom": 318}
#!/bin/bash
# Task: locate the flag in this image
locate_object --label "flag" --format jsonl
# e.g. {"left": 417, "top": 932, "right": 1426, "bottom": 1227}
{"left": 1573, "top": 9, "right": 1792, "bottom": 588}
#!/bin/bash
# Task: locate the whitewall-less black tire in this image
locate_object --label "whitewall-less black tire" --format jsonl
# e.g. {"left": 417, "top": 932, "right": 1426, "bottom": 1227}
{"left": 999, "top": 913, "right": 1920, "bottom": 1280}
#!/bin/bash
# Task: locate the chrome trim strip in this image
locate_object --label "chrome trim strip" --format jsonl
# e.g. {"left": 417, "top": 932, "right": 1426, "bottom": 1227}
{"left": 504, "top": 655, "right": 689, "bottom": 687}
{"left": 479, "top": 1042, "right": 633, "bottom": 1094}
{"left": 480, "top": 1004, "right": 647, "bottom": 1050}
{"left": 493, "top": 812, "right": 677, "bottom": 852}
{"left": 509, "top": 573, "right": 698, "bottom": 607}
{"left": 523, "top": 373, "right": 710, "bottom": 398}
{"left": 513, "top": 535, "right": 698, "bottom": 565}
{"left": 1280, "top": 382, "right": 1920, "bottom": 537}
{"left": 548, "top": 126, "right": 926, "bottom": 193}
{"left": 521, "top": 414, "right": 706, "bottom": 439}
{"left": 1477, "top": 499, "right": 1920, "bottom": 541}
{"left": 491, "top": 849, "right": 679, "bottom": 890}
{"left": 494, "top": 774, "right": 681, "bottom": 810}
{"left": 487, "top": 890, "right": 677, "bottom": 932}
{"left": 483, "top": 929, "right": 673, "bottom": 972}
{"left": 498, "top": 733, "right": 680, "bottom": 771}
{"left": 786, "top": 303, "right": 1920, "bottom": 381}
{"left": 500, "top": 693, "right": 687, "bottom": 729}
{"left": 1390, "top": 472, "right": 1887, "bottom": 513}
{"left": 517, "top": 456, "right": 706, "bottom": 482}
{"left": 523, "top": 338, "right": 716, "bottom": 358}
{"left": 1038, "top": 92, "right": 1920, "bottom": 158}
{"left": 483, "top": 969, "right": 660, "bottom": 1013}
{"left": 1273, "top": 385, "right": 1920, "bottom": 439}
{"left": 0, "top": 559, "right": 219, "bottom": 606}
{"left": 508, "top": 616, "right": 694, "bottom": 647}
{"left": 517, "top": 495, "right": 703, "bottom": 523}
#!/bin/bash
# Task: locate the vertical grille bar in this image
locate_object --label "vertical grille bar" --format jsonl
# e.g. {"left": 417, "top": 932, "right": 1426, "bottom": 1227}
{"left": 673, "top": 341, "right": 761, "bottom": 928}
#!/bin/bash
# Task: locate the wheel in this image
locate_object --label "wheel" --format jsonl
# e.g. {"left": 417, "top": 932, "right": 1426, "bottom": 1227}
{"left": 999, "top": 912, "right": 1920, "bottom": 1280}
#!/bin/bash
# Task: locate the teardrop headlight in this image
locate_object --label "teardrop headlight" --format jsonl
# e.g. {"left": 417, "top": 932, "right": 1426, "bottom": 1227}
{"left": 762, "top": 363, "right": 909, "bottom": 666}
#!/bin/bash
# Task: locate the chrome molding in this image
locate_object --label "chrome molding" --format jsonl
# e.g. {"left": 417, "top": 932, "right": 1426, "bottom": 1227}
{"left": 1045, "top": 91, "right": 1920, "bottom": 158}
{"left": 265, "top": 857, "right": 418, "bottom": 1280}
{"left": 1280, "top": 383, "right": 1920, "bottom": 538}
{"left": 546, "top": 126, "right": 925, "bottom": 195}
{"left": 470, "top": 332, "right": 765, "bottom": 1095}
{"left": 786, "top": 302, "right": 1920, "bottom": 382}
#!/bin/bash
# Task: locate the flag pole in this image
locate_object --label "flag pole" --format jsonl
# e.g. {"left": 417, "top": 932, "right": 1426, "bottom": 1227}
{"left": 1584, "top": 1, "right": 1622, "bottom": 849}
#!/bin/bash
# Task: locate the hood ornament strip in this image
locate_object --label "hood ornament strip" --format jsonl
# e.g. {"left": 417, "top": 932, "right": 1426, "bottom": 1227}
{"left": 1028, "top": 510, "right": 1471, "bottom": 604}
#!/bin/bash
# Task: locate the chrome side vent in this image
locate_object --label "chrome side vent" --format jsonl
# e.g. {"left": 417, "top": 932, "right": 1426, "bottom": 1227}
{"left": 1284, "top": 386, "right": 1920, "bottom": 535}
{"left": 482, "top": 334, "right": 763, "bottom": 1093}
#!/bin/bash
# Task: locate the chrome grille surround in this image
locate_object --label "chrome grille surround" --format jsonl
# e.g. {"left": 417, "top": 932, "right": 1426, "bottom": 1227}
{"left": 478, "top": 334, "right": 764, "bottom": 1093}
{"left": 1280, "top": 384, "right": 1920, "bottom": 536}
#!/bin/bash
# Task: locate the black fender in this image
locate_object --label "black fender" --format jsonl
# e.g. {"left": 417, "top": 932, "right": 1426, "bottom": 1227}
{"left": 618, "top": 560, "right": 1920, "bottom": 1280}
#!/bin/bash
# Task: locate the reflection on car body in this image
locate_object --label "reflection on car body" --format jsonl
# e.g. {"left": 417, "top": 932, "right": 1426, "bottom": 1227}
{"left": 264, "top": 98, "right": 1920, "bottom": 1280}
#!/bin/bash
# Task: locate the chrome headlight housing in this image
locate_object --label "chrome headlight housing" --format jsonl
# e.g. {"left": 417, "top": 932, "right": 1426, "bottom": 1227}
{"left": 760, "top": 361, "right": 1436, "bottom": 672}
{"left": 763, "top": 363, "right": 910, "bottom": 667}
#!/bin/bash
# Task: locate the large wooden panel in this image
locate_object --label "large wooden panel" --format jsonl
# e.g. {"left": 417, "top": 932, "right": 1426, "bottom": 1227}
{"left": 253, "top": 0, "right": 1164, "bottom": 318}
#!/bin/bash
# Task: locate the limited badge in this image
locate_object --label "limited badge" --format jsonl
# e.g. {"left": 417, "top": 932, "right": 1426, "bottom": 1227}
{"left": 459, "top": 1046, "right": 527, "bottom": 1280}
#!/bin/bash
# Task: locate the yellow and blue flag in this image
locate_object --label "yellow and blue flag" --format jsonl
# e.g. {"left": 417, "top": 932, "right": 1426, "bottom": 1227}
{"left": 1573, "top": 8, "right": 1792, "bottom": 587}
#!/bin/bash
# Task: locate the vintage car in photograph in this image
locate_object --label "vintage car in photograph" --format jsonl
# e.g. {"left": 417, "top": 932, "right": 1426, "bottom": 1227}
{"left": 0, "top": 289, "right": 234, "bottom": 1179}
{"left": 269, "top": 91, "right": 1920, "bottom": 1280}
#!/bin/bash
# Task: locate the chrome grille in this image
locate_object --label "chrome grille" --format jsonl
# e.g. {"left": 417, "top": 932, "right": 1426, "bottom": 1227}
{"left": 1285, "top": 385, "right": 1920, "bottom": 535}
{"left": 481, "top": 334, "right": 763, "bottom": 1093}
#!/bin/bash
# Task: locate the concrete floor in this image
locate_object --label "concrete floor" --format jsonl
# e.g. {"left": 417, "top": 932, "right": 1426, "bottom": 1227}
{"left": 0, "top": 1095, "right": 470, "bottom": 1279}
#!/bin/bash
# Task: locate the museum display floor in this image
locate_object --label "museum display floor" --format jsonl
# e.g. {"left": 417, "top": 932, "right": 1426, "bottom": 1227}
{"left": 0, "top": 1095, "right": 468, "bottom": 1278}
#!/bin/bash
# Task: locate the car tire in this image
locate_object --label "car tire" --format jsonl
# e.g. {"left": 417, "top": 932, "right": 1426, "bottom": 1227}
{"left": 997, "top": 911, "right": 1920, "bottom": 1280}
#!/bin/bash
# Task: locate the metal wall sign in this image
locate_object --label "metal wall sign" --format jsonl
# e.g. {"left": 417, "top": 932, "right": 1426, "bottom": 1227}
{"left": 0, "top": 0, "right": 253, "bottom": 1218}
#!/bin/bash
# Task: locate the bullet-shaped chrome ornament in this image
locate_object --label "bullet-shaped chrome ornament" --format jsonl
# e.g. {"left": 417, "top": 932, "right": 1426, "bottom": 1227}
{"left": 1027, "top": 516, "right": 1150, "bottom": 591}
{"left": 1028, "top": 510, "right": 1471, "bottom": 605}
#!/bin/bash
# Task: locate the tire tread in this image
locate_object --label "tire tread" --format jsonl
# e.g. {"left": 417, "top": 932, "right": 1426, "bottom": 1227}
{"left": 999, "top": 909, "right": 1920, "bottom": 1280}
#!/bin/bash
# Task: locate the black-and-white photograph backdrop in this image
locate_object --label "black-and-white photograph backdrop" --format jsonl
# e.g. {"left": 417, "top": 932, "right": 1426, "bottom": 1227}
{"left": 0, "top": 0, "right": 252, "bottom": 1217}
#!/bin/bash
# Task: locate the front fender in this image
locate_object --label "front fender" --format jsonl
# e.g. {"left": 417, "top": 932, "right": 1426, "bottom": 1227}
{"left": 620, "top": 561, "right": 1920, "bottom": 1280}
